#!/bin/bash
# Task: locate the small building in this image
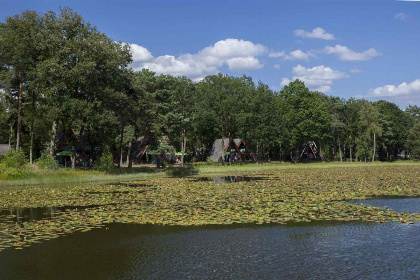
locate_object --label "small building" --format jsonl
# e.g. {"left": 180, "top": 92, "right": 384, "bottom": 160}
{"left": 55, "top": 130, "right": 91, "bottom": 167}
{"left": 299, "top": 141, "right": 323, "bottom": 162}
{"left": 129, "top": 136, "right": 178, "bottom": 164}
{"left": 0, "top": 144, "right": 11, "bottom": 156}
{"left": 209, "top": 138, "right": 250, "bottom": 163}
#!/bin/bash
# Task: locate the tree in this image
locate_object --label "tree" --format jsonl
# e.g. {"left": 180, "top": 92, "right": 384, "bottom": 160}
{"left": 164, "top": 76, "right": 195, "bottom": 166}
{"left": 407, "top": 122, "right": 420, "bottom": 160}
{"left": 0, "top": 11, "right": 44, "bottom": 151}
{"left": 357, "top": 101, "right": 382, "bottom": 162}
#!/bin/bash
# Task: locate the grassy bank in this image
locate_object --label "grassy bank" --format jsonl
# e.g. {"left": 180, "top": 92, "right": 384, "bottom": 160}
{"left": 0, "top": 165, "right": 165, "bottom": 188}
{"left": 2, "top": 161, "right": 419, "bottom": 188}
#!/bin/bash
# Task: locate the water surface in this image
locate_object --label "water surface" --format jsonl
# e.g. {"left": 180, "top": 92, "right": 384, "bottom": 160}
{"left": 0, "top": 221, "right": 418, "bottom": 279}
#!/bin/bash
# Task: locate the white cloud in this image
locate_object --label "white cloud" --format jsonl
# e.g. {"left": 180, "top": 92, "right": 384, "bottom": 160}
{"left": 226, "top": 57, "right": 263, "bottom": 71}
{"left": 324, "top": 45, "right": 380, "bottom": 61}
{"left": 284, "top": 49, "right": 315, "bottom": 61}
{"left": 367, "top": 79, "right": 420, "bottom": 97}
{"left": 269, "top": 49, "right": 315, "bottom": 61}
{"left": 395, "top": 12, "right": 409, "bottom": 20}
{"left": 351, "top": 68, "right": 362, "bottom": 73}
{"left": 274, "top": 64, "right": 280, "bottom": 69}
{"left": 268, "top": 51, "right": 285, "bottom": 58}
{"left": 128, "top": 38, "right": 267, "bottom": 77}
{"left": 294, "top": 27, "right": 335, "bottom": 40}
{"left": 281, "top": 64, "right": 348, "bottom": 92}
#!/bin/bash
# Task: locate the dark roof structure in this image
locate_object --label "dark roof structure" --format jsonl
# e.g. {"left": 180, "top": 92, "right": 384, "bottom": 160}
{"left": 0, "top": 144, "right": 10, "bottom": 155}
{"left": 209, "top": 138, "right": 246, "bottom": 162}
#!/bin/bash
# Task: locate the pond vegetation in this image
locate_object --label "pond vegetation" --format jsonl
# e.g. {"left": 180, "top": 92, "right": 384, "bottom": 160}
{"left": 0, "top": 164, "right": 419, "bottom": 251}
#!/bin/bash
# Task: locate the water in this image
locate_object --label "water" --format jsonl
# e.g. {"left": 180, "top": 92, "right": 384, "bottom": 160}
{"left": 348, "top": 197, "right": 420, "bottom": 213}
{"left": 0, "top": 198, "right": 418, "bottom": 279}
{"left": 0, "top": 221, "right": 418, "bottom": 279}
{"left": 196, "top": 176, "right": 268, "bottom": 183}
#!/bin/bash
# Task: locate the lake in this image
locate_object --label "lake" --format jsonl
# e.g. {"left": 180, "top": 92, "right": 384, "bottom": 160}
{"left": 0, "top": 198, "right": 419, "bottom": 279}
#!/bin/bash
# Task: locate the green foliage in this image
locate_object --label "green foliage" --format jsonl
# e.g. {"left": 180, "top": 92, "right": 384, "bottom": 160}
{"left": 1, "top": 7, "right": 418, "bottom": 166}
{"left": 161, "top": 161, "right": 168, "bottom": 169}
{"left": 2, "top": 149, "right": 27, "bottom": 168}
{"left": 36, "top": 152, "right": 58, "bottom": 170}
{"left": 95, "top": 147, "right": 115, "bottom": 172}
{"left": 166, "top": 165, "right": 199, "bottom": 177}
{"left": 407, "top": 122, "right": 420, "bottom": 160}
{"left": 0, "top": 166, "right": 33, "bottom": 179}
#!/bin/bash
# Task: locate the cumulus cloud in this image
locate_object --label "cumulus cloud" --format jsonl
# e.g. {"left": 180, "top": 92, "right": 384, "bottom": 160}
{"left": 294, "top": 27, "right": 335, "bottom": 40}
{"left": 269, "top": 49, "right": 315, "bottom": 61}
{"left": 367, "top": 79, "right": 420, "bottom": 97}
{"left": 128, "top": 39, "right": 267, "bottom": 78}
{"left": 395, "top": 12, "right": 409, "bottom": 20}
{"left": 284, "top": 49, "right": 315, "bottom": 61}
{"left": 324, "top": 45, "right": 380, "bottom": 61}
{"left": 268, "top": 51, "right": 285, "bottom": 58}
{"left": 281, "top": 64, "right": 348, "bottom": 92}
{"left": 226, "top": 57, "right": 263, "bottom": 71}
{"left": 274, "top": 64, "right": 280, "bottom": 69}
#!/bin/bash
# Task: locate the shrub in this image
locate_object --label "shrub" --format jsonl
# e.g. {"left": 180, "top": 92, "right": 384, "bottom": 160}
{"left": 37, "top": 152, "right": 59, "bottom": 170}
{"left": 161, "top": 160, "right": 168, "bottom": 168}
{"left": 0, "top": 166, "right": 33, "bottom": 179}
{"left": 2, "top": 149, "right": 27, "bottom": 169}
{"left": 95, "top": 147, "right": 115, "bottom": 172}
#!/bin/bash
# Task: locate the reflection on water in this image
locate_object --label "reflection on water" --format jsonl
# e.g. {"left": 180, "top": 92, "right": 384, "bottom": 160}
{"left": 195, "top": 176, "right": 268, "bottom": 183}
{"left": 0, "top": 221, "right": 419, "bottom": 279}
{"left": 0, "top": 205, "right": 103, "bottom": 223}
{"left": 348, "top": 197, "right": 420, "bottom": 213}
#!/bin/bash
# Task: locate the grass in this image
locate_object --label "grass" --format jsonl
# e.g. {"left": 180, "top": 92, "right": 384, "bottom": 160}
{"left": 0, "top": 165, "right": 165, "bottom": 189}
{"left": 1, "top": 161, "right": 419, "bottom": 189}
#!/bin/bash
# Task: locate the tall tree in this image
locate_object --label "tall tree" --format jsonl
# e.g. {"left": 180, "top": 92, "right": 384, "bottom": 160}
{"left": 0, "top": 11, "right": 44, "bottom": 150}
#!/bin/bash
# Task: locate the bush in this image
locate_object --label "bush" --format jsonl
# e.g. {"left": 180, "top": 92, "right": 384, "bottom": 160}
{"left": 0, "top": 166, "right": 33, "bottom": 179}
{"left": 2, "top": 149, "right": 27, "bottom": 169}
{"left": 37, "top": 152, "right": 59, "bottom": 170}
{"left": 161, "top": 160, "right": 168, "bottom": 168}
{"left": 95, "top": 147, "right": 115, "bottom": 172}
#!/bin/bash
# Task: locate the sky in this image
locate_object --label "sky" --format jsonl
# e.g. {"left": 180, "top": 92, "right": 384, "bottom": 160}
{"left": 1, "top": 0, "right": 420, "bottom": 108}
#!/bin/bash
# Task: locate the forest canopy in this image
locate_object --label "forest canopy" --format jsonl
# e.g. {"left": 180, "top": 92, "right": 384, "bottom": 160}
{"left": 1, "top": 8, "right": 419, "bottom": 168}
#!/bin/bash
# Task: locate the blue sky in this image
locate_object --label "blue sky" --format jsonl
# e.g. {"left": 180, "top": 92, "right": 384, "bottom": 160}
{"left": 1, "top": 0, "right": 420, "bottom": 107}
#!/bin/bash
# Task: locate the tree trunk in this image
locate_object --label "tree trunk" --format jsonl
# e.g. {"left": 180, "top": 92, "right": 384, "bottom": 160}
{"left": 372, "top": 132, "right": 376, "bottom": 163}
{"left": 71, "top": 155, "right": 75, "bottom": 169}
{"left": 16, "top": 71, "right": 23, "bottom": 151}
{"left": 30, "top": 122, "right": 34, "bottom": 164}
{"left": 319, "top": 142, "right": 323, "bottom": 158}
{"left": 339, "top": 142, "right": 342, "bottom": 162}
{"left": 9, "top": 124, "right": 12, "bottom": 148}
{"left": 279, "top": 142, "right": 282, "bottom": 162}
{"left": 156, "top": 156, "right": 161, "bottom": 169}
{"left": 50, "top": 120, "right": 57, "bottom": 155}
{"left": 221, "top": 137, "right": 225, "bottom": 165}
{"left": 118, "top": 125, "right": 124, "bottom": 168}
{"left": 181, "top": 129, "right": 186, "bottom": 167}
{"left": 126, "top": 141, "right": 132, "bottom": 168}
{"left": 30, "top": 91, "right": 36, "bottom": 164}
{"left": 350, "top": 146, "right": 353, "bottom": 162}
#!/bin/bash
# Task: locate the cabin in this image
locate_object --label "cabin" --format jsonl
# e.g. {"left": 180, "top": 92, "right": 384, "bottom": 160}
{"left": 55, "top": 130, "right": 91, "bottom": 167}
{"left": 299, "top": 141, "right": 323, "bottom": 162}
{"left": 209, "top": 138, "right": 251, "bottom": 163}
{"left": 0, "top": 144, "right": 11, "bottom": 156}
{"left": 129, "top": 136, "right": 178, "bottom": 164}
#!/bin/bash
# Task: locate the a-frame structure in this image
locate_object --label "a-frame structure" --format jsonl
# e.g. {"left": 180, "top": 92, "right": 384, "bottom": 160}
{"left": 55, "top": 129, "right": 91, "bottom": 165}
{"left": 299, "top": 141, "right": 323, "bottom": 161}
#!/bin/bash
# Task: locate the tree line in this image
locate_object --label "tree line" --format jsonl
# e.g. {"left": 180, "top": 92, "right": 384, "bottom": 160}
{"left": 1, "top": 8, "right": 419, "bottom": 168}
